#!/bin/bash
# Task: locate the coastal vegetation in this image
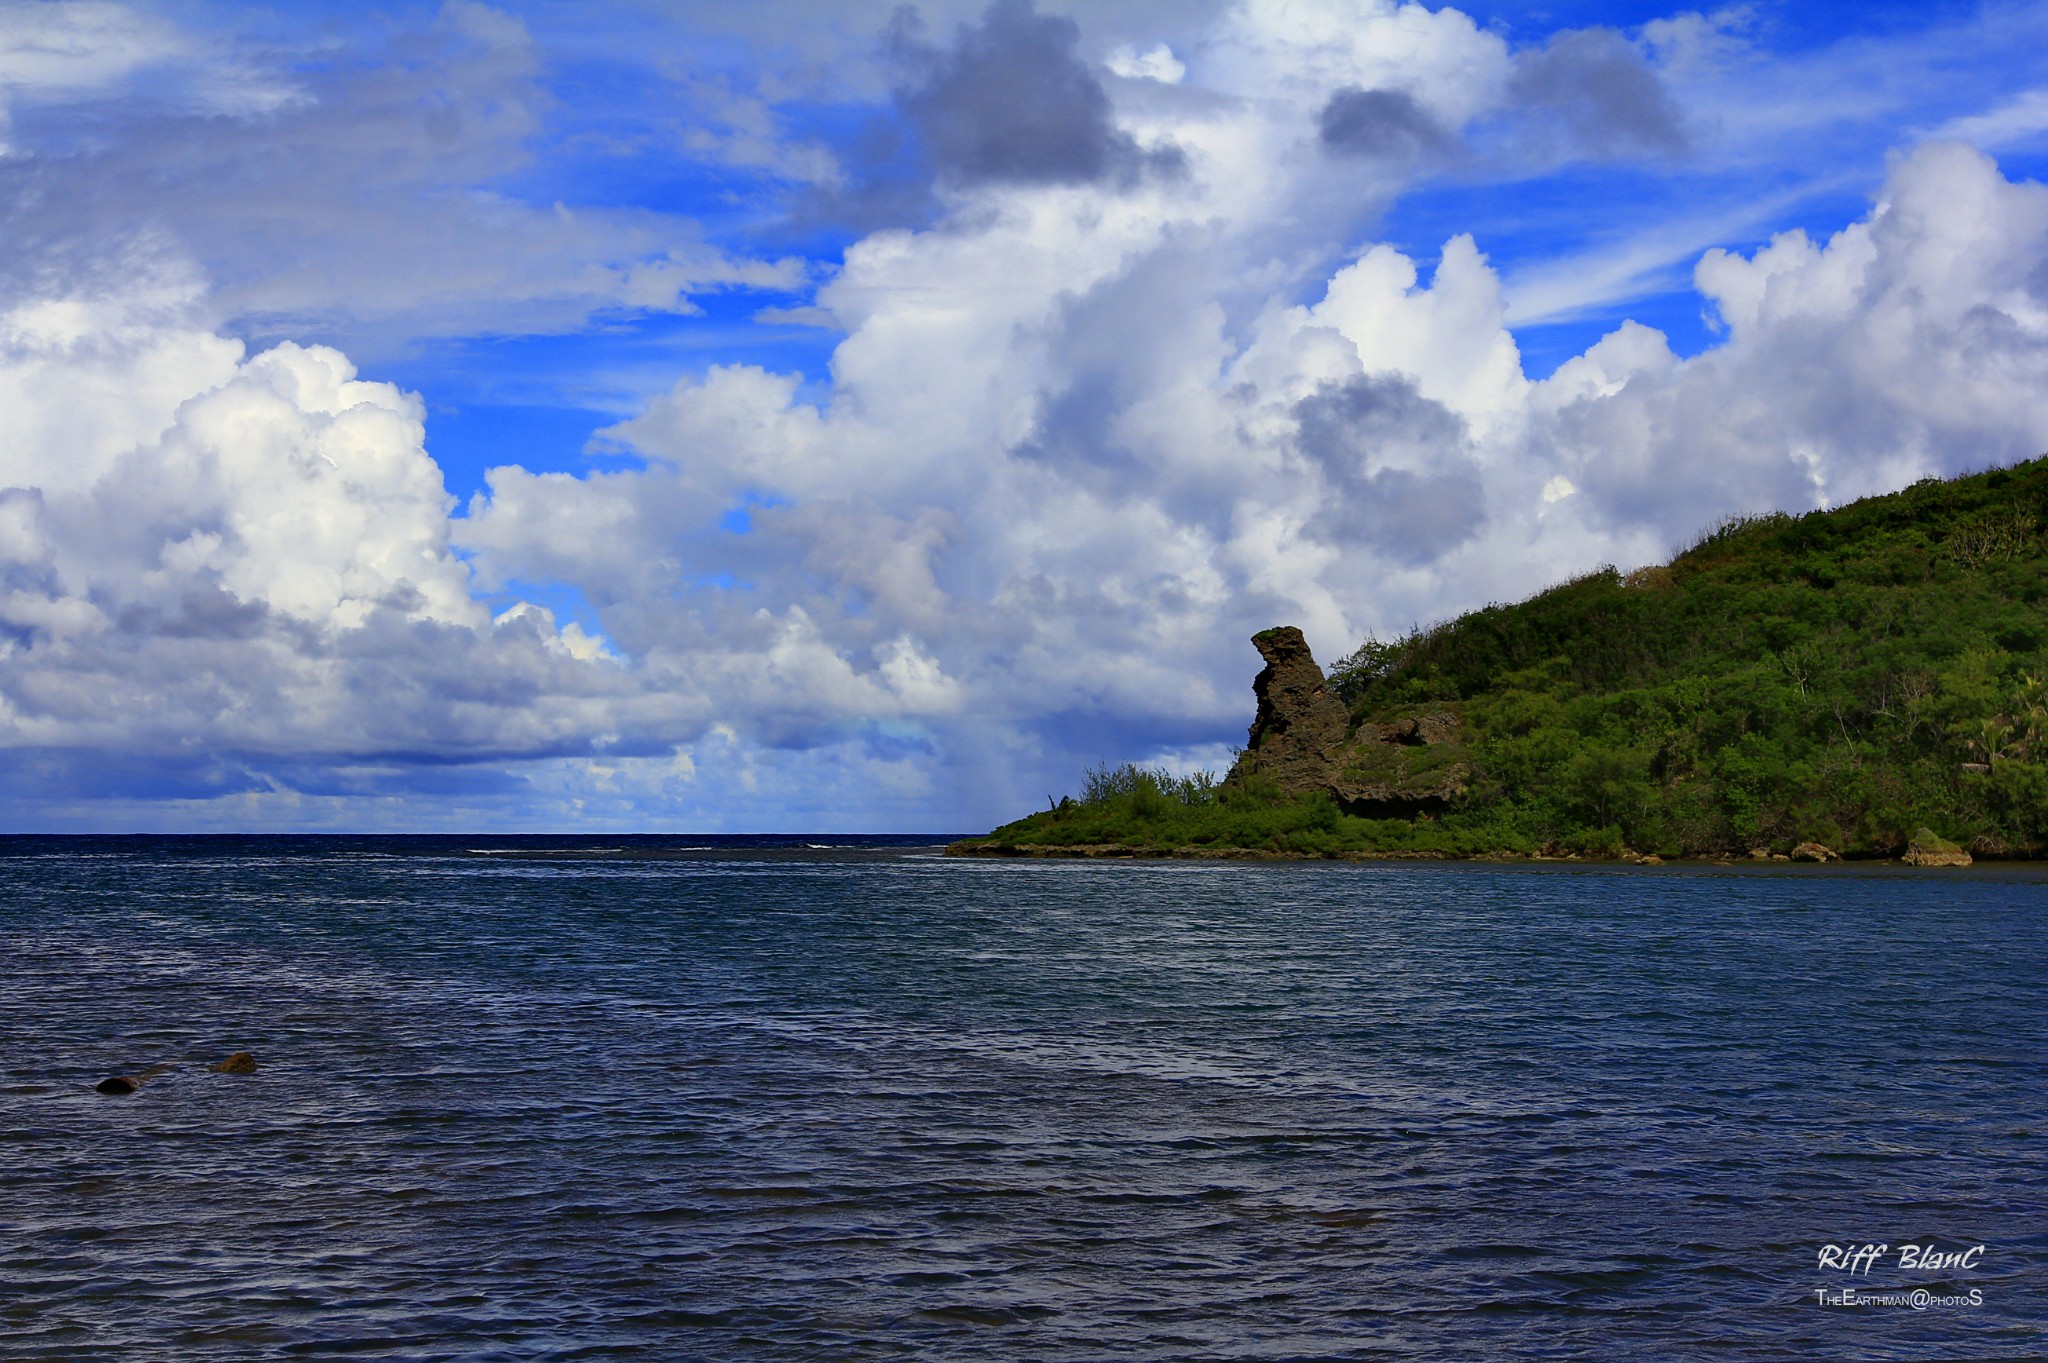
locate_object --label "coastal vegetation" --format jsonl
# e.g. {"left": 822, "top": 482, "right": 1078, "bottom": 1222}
{"left": 958, "top": 457, "right": 2048, "bottom": 861}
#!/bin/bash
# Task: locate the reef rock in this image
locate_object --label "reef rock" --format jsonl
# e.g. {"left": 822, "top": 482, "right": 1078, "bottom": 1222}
{"left": 1902, "top": 828, "right": 1973, "bottom": 867}
{"left": 92, "top": 1062, "right": 170, "bottom": 1096}
{"left": 1230, "top": 627, "right": 1352, "bottom": 796}
{"left": 1227, "top": 627, "right": 1469, "bottom": 815}
{"left": 1356, "top": 713, "right": 1461, "bottom": 746}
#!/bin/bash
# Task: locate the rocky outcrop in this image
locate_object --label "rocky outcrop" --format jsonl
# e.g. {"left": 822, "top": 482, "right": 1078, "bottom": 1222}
{"left": 1230, "top": 627, "right": 1352, "bottom": 796}
{"left": 93, "top": 1062, "right": 171, "bottom": 1095}
{"left": 1355, "top": 713, "right": 1460, "bottom": 746}
{"left": 1228, "top": 627, "right": 1469, "bottom": 815}
{"left": 1902, "top": 828, "right": 1973, "bottom": 867}
{"left": 93, "top": 1054, "right": 255, "bottom": 1094}
{"left": 1790, "top": 841, "right": 1838, "bottom": 862}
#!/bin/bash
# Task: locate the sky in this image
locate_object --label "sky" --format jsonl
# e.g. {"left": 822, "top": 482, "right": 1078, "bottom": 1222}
{"left": 1, "top": 0, "right": 2046, "bottom": 832}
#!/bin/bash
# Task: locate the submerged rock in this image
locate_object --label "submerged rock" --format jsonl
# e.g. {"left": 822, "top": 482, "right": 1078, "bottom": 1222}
{"left": 92, "top": 1055, "right": 254, "bottom": 1094}
{"left": 92, "top": 1062, "right": 170, "bottom": 1096}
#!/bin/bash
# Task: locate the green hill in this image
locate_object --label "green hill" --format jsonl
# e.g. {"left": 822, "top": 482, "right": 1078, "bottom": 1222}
{"left": 957, "top": 457, "right": 2048, "bottom": 862}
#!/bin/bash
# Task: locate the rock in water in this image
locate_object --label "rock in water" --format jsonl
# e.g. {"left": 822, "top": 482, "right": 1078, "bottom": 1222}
{"left": 1902, "top": 828, "right": 1973, "bottom": 867}
{"left": 1230, "top": 627, "right": 1351, "bottom": 796}
{"left": 93, "top": 1062, "right": 172, "bottom": 1095}
{"left": 1790, "top": 842, "right": 1838, "bottom": 862}
{"left": 211, "top": 1052, "right": 258, "bottom": 1074}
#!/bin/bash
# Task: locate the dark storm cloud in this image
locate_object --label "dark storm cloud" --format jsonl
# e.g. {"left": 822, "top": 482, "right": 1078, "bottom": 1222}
{"left": 1295, "top": 372, "right": 1468, "bottom": 468}
{"left": 113, "top": 581, "right": 271, "bottom": 641}
{"left": 1509, "top": 27, "right": 1687, "bottom": 159}
{"left": 0, "top": 747, "right": 272, "bottom": 802}
{"left": 1293, "top": 374, "right": 1484, "bottom": 566}
{"left": 885, "top": 0, "right": 1182, "bottom": 188}
{"left": 1317, "top": 87, "right": 1456, "bottom": 162}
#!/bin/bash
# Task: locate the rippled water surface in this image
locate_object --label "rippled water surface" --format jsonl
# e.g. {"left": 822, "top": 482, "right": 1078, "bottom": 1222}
{"left": 3, "top": 836, "right": 2044, "bottom": 1360}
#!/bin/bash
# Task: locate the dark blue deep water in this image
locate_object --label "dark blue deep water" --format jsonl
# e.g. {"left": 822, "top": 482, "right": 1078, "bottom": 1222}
{"left": 2, "top": 837, "right": 2043, "bottom": 1361}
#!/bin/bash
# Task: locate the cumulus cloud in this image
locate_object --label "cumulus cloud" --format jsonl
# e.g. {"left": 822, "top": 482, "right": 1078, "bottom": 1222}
{"left": 1539, "top": 141, "right": 2048, "bottom": 535}
{"left": 1207, "top": 0, "right": 1507, "bottom": 124}
{"left": 0, "top": 284, "right": 651, "bottom": 796}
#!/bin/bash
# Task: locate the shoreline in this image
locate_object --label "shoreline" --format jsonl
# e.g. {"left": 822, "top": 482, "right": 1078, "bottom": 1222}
{"left": 944, "top": 840, "right": 2048, "bottom": 872}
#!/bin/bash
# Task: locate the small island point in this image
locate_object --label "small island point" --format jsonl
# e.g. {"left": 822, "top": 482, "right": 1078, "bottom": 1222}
{"left": 954, "top": 458, "right": 2048, "bottom": 865}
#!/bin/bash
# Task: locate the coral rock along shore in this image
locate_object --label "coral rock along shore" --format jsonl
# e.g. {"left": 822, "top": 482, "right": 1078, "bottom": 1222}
{"left": 1902, "top": 829, "right": 1974, "bottom": 867}
{"left": 1230, "top": 627, "right": 1469, "bottom": 817}
{"left": 1229, "top": 627, "right": 1350, "bottom": 796}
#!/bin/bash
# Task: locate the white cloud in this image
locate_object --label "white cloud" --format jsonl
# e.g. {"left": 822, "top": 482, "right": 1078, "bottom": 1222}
{"left": 1298, "top": 233, "right": 1531, "bottom": 434}
{"left": 0, "top": 280, "right": 654, "bottom": 778}
{"left": 1207, "top": 0, "right": 1510, "bottom": 126}
{"left": 0, "top": 1, "right": 180, "bottom": 96}
{"left": 1108, "top": 42, "right": 1184, "bottom": 84}
{"left": 1544, "top": 141, "right": 2048, "bottom": 533}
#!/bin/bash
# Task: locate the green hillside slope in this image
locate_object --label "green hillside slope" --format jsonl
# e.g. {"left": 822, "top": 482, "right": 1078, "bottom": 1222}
{"left": 960, "top": 457, "right": 2048, "bottom": 861}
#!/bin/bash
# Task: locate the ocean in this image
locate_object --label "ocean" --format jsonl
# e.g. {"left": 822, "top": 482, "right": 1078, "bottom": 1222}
{"left": 2, "top": 837, "right": 2042, "bottom": 1360}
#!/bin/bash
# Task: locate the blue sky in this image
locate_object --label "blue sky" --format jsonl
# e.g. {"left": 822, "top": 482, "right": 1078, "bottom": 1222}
{"left": 1, "top": 0, "right": 2046, "bottom": 829}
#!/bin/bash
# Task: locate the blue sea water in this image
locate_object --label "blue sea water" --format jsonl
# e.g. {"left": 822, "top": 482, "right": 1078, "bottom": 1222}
{"left": 1, "top": 837, "right": 2043, "bottom": 1361}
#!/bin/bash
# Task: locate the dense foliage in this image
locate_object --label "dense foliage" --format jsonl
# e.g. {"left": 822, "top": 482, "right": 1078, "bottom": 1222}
{"left": 974, "top": 457, "right": 2048, "bottom": 859}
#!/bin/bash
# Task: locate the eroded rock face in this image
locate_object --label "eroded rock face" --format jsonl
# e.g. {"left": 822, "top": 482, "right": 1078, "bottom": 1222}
{"left": 1228, "top": 627, "right": 1469, "bottom": 814}
{"left": 1355, "top": 713, "right": 1460, "bottom": 747}
{"left": 1231, "top": 627, "right": 1351, "bottom": 796}
{"left": 1329, "top": 750, "right": 1468, "bottom": 815}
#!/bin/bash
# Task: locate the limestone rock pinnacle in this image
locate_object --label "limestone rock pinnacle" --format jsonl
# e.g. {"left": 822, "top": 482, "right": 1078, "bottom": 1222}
{"left": 1231, "top": 627, "right": 1352, "bottom": 795}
